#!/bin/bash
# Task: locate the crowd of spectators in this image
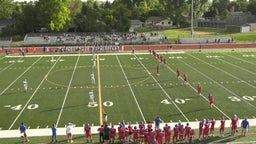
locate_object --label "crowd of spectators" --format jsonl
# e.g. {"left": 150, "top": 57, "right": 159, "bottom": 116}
{"left": 24, "top": 32, "right": 169, "bottom": 45}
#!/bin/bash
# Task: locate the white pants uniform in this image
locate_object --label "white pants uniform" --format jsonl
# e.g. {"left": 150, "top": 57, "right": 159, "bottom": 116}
{"left": 90, "top": 73, "right": 95, "bottom": 84}
{"left": 89, "top": 91, "right": 94, "bottom": 104}
{"left": 23, "top": 80, "right": 28, "bottom": 91}
{"left": 93, "top": 60, "right": 96, "bottom": 68}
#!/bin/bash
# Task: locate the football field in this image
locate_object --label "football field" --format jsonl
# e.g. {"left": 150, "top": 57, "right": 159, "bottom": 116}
{"left": 0, "top": 49, "right": 256, "bottom": 131}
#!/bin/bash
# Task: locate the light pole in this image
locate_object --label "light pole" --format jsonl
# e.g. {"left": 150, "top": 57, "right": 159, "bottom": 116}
{"left": 191, "top": 0, "right": 194, "bottom": 38}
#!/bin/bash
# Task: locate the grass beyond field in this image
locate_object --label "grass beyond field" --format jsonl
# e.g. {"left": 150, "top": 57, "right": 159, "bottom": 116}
{"left": 0, "top": 49, "right": 256, "bottom": 133}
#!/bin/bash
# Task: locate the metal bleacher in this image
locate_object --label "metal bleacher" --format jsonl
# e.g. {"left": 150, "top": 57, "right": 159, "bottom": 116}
{"left": 177, "top": 37, "right": 235, "bottom": 44}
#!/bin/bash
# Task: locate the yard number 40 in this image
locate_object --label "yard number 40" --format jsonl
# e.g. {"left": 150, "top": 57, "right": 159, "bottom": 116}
{"left": 5, "top": 104, "right": 39, "bottom": 110}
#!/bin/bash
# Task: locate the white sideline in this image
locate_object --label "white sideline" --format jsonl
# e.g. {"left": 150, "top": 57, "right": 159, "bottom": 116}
{"left": 0, "top": 119, "right": 255, "bottom": 138}
{"left": 4, "top": 51, "right": 185, "bottom": 58}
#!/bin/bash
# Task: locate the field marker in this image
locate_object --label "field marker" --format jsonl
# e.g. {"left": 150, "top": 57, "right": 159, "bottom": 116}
{"left": 182, "top": 54, "right": 256, "bottom": 110}
{"left": 56, "top": 55, "right": 80, "bottom": 127}
{"left": 97, "top": 54, "right": 104, "bottom": 125}
{"left": 116, "top": 55, "right": 146, "bottom": 123}
{"left": 0, "top": 57, "right": 42, "bottom": 97}
{"left": 8, "top": 56, "right": 61, "bottom": 130}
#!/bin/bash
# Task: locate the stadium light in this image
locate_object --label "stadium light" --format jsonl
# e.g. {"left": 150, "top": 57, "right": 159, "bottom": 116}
{"left": 191, "top": 0, "right": 194, "bottom": 38}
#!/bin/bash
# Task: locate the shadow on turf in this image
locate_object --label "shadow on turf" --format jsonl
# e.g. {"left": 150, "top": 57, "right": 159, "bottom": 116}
{"left": 41, "top": 104, "right": 85, "bottom": 112}
{"left": 170, "top": 108, "right": 210, "bottom": 117}
{"left": 193, "top": 134, "right": 242, "bottom": 144}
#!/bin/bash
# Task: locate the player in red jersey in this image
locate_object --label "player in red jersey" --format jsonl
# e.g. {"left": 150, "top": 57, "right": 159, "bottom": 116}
{"left": 163, "top": 58, "right": 167, "bottom": 65}
{"left": 128, "top": 122, "right": 133, "bottom": 141}
{"left": 148, "top": 129, "right": 156, "bottom": 144}
{"left": 165, "top": 125, "right": 171, "bottom": 144}
{"left": 110, "top": 125, "right": 116, "bottom": 143}
{"left": 118, "top": 124, "right": 125, "bottom": 143}
{"left": 176, "top": 69, "right": 181, "bottom": 78}
{"left": 199, "top": 119, "right": 204, "bottom": 140}
{"left": 160, "top": 55, "right": 163, "bottom": 63}
{"left": 157, "top": 129, "right": 165, "bottom": 144}
{"left": 210, "top": 118, "right": 216, "bottom": 136}
{"left": 97, "top": 125, "right": 104, "bottom": 143}
{"left": 179, "top": 124, "right": 185, "bottom": 141}
{"left": 157, "top": 64, "right": 160, "bottom": 76}
{"left": 189, "top": 129, "right": 195, "bottom": 143}
{"left": 203, "top": 120, "right": 211, "bottom": 140}
{"left": 208, "top": 94, "right": 214, "bottom": 108}
{"left": 173, "top": 124, "right": 179, "bottom": 144}
{"left": 124, "top": 128, "right": 130, "bottom": 143}
{"left": 147, "top": 121, "right": 153, "bottom": 131}
{"left": 219, "top": 116, "right": 225, "bottom": 137}
{"left": 139, "top": 126, "right": 145, "bottom": 143}
{"left": 197, "top": 83, "right": 202, "bottom": 95}
{"left": 184, "top": 74, "right": 188, "bottom": 84}
{"left": 143, "top": 129, "right": 149, "bottom": 144}
{"left": 231, "top": 114, "right": 239, "bottom": 136}
{"left": 184, "top": 123, "right": 191, "bottom": 143}
{"left": 132, "top": 126, "right": 139, "bottom": 143}
{"left": 84, "top": 124, "right": 92, "bottom": 143}
{"left": 139, "top": 121, "right": 145, "bottom": 129}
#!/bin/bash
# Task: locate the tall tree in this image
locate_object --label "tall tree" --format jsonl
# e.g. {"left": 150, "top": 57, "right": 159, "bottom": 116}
{"left": 35, "top": 0, "right": 71, "bottom": 31}
{"left": 247, "top": 0, "right": 256, "bottom": 15}
{"left": 191, "top": 0, "right": 210, "bottom": 19}
{"left": 160, "top": 0, "right": 188, "bottom": 27}
{"left": 211, "top": 0, "right": 230, "bottom": 19}
{"left": 0, "top": 0, "right": 15, "bottom": 19}
{"left": 112, "top": 2, "right": 131, "bottom": 31}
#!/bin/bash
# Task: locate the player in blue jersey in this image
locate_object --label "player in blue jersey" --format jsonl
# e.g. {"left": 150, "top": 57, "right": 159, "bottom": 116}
{"left": 19, "top": 122, "right": 29, "bottom": 142}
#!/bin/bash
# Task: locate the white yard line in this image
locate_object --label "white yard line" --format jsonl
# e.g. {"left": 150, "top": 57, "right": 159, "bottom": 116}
{"left": 0, "top": 57, "right": 41, "bottom": 96}
{"left": 8, "top": 57, "right": 61, "bottom": 129}
{"left": 134, "top": 55, "right": 189, "bottom": 122}
{"left": 180, "top": 55, "right": 256, "bottom": 110}
{"left": 115, "top": 55, "right": 146, "bottom": 122}
{"left": 0, "top": 57, "right": 23, "bottom": 73}
{"left": 55, "top": 55, "right": 80, "bottom": 127}
{"left": 222, "top": 52, "right": 256, "bottom": 66}
{"left": 187, "top": 53, "right": 256, "bottom": 89}
{"left": 213, "top": 55, "right": 256, "bottom": 76}
{"left": 164, "top": 63, "right": 231, "bottom": 119}
{"left": 4, "top": 51, "right": 184, "bottom": 58}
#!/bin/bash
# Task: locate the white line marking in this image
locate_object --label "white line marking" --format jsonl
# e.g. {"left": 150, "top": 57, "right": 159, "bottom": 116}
{"left": 217, "top": 57, "right": 256, "bottom": 76}
{"left": 8, "top": 56, "right": 61, "bottom": 129}
{"left": 188, "top": 53, "right": 256, "bottom": 89}
{"left": 165, "top": 63, "right": 231, "bottom": 119}
{"left": 116, "top": 55, "right": 146, "bottom": 122}
{"left": 0, "top": 57, "right": 41, "bottom": 96}
{"left": 135, "top": 55, "right": 189, "bottom": 122}
{"left": 56, "top": 55, "right": 80, "bottom": 127}
{"left": 0, "top": 57, "right": 23, "bottom": 73}
{"left": 222, "top": 52, "right": 256, "bottom": 66}
{"left": 180, "top": 55, "right": 256, "bottom": 110}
